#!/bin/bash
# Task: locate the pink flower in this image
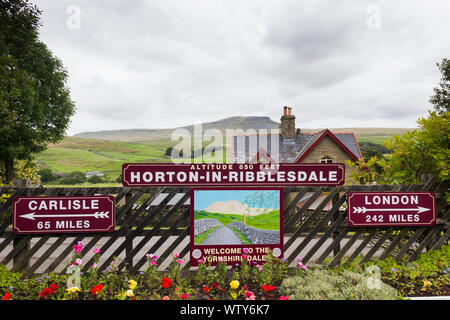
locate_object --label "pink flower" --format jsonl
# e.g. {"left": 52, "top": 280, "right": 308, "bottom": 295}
{"left": 176, "top": 259, "right": 184, "bottom": 265}
{"left": 75, "top": 258, "right": 82, "bottom": 265}
{"left": 298, "top": 262, "right": 307, "bottom": 271}
{"left": 243, "top": 248, "right": 249, "bottom": 253}
{"left": 181, "top": 293, "right": 189, "bottom": 300}
{"left": 162, "top": 296, "right": 170, "bottom": 300}
{"left": 279, "top": 296, "right": 290, "bottom": 300}
{"left": 242, "top": 254, "right": 247, "bottom": 260}
{"left": 173, "top": 253, "right": 179, "bottom": 258}
{"left": 151, "top": 260, "right": 157, "bottom": 266}
{"left": 73, "top": 244, "right": 82, "bottom": 253}
{"left": 93, "top": 248, "right": 100, "bottom": 254}
{"left": 244, "top": 286, "right": 256, "bottom": 300}
{"left": 146, "top": 253, "right": 158, "bottom": 260}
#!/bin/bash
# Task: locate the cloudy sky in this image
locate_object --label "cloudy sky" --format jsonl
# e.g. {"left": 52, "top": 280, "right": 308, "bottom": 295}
{"left": 31, "top": 0, "right": 450, "bottom": 135}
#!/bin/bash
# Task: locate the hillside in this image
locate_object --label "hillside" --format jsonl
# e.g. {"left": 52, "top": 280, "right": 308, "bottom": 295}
{"left": 74, "top": 116, "right": 416, "bottom": 144}
{"left": 74, "top": 116, "right": 280, "bottom": 142}
{"left": 36, "top": 116, "right": 417, "bottom": 182}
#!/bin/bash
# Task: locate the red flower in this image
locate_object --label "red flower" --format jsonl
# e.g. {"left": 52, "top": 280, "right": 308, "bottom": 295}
{"left": 162, "top": 277, "right": 173, "bottom": 288}
{"left": 212, "top": 282, "right": 218, "bottom": 289}
{"left": 2, "top": 292, "right": 11, "bottom": 300}
{"left": 91, "top": 284, "right": 103, "bottom": 295}
{"left": 261, "top": 284, "right": 276, "bottom": 293}
{"left": 203, "top": 286, "right": 210, "bottom": 293}
{"left": 39, "top": 287, "right": 53, "bottom": 299}
{"left": 49, "top": 283, "right": 58, "bottom": 293}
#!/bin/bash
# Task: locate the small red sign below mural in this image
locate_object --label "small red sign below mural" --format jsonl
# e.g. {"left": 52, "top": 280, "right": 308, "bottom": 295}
{"left": 13, "top": 196, "right": 115, "bottom": 234}
{"left": 190, "top": 188, "right": 284, "bottom": 266}
{"left": 347, "top": 192, "right": 436, "bottom": 227}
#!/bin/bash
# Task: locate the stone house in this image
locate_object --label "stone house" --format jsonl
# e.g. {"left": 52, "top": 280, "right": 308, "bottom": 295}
{"left": 231, "top": 106, "right": 363, "bottom": 182}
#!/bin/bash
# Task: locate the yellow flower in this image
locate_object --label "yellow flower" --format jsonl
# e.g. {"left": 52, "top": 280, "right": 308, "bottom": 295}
{"left": 230, "top": 280, "right": 240, "bottom": 290}
{"left": 423, "top": 280, "right": 432, "bottom": 287}
{"left": 66, "top": 287, "right": 80, "bottom": 294}
{"left": 128, "top": 279, "right": 137, "bottom": 290}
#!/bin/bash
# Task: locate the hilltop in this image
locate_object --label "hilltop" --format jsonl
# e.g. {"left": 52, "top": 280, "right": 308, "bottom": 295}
{"left": 74, "top": 116, "right": 280, "bottom": 142}
{"left": 73, "top": 115, "right": 416, "bottom": 144}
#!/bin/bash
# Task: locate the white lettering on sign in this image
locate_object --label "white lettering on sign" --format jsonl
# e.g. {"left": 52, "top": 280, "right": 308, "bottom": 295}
{"left": 364, "top": 195, "right": 418, "bottom": 205}
{"left": 126, "top": 170, "right": 339, "bottom": 184}
{"left": 27, "top": 199, "right": 99, "bottom": 211}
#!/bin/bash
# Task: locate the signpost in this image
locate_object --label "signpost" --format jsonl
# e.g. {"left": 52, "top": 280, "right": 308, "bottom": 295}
{"left": 13, "top": 196, "right": 115, "bottom": 234}
{"left": 190, "top": 188, "right": 283, "bottom": 266}
{"left": 347, "top": 192, "right": 436, "bottom": 227}
{"left": 122, "top": 163, "right": 345, "bottom": 187}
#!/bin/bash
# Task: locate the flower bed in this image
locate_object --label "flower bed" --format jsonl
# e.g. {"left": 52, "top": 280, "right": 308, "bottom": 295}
{"left": 0, "top": 243, "right": 448, "bottom": 300}
{"left": 0, "top": 243, "right": 291, "bottom": 300}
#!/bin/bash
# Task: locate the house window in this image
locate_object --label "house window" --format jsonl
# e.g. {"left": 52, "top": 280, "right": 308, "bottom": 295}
{"left": 320, "top": 156, "right": 333, "bottom": 163}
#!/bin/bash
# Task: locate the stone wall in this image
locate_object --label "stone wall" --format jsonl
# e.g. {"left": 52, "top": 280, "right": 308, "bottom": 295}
{"left": 227, "top": 221, "right": 280, "bottom": 244}
{"left": 194, "top": 218, "right": 223, "bottom": 236}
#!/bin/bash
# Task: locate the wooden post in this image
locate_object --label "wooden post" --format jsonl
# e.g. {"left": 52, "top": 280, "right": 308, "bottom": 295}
{"left": 12, "top": 236, "right": 30, "bottom": 272}
{"left": 332, "top": 191, "right": 341, "bottom": 257}
{"left": 125, "top": 192, "right": 133, "bottom": 272}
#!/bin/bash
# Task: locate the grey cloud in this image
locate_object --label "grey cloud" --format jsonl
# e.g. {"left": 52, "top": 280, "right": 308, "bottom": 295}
{"left": 30, "top": 0, "right": 450, "bottom": 134}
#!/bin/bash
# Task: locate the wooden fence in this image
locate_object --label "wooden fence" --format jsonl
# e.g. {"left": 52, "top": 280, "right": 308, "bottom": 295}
{"left": 0, "top": 180, "right": 448, "bottom": 274}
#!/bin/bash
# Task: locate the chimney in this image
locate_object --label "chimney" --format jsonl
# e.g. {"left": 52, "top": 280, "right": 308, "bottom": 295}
{"left": 280, "top": 106, "right": 296, "bottom": 139}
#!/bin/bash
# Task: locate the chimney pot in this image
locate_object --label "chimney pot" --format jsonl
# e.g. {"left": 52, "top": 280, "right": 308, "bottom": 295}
{"left": 280, "top": 106, "right": 296, "bottom": 139}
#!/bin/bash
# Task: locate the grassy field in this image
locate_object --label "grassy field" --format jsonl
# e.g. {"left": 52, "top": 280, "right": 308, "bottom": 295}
{"left": 194, "top": 210, "right": 280, "bottom": 230}
{"left": 35, "top": 125, "right": 415, "bottom": 183}
{"left": 36, "top": 137, "right": 171, "bottom": 180}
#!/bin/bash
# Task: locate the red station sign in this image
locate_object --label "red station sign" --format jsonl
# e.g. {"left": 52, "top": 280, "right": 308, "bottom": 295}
{"left": 13, "top": 196, "right": 115, "bottom": 234}
{"left": 122, "top": 163, "right": 345, "bottom": 187}
{"left": 347, "top": 192, "right": 436, "bottom": 227}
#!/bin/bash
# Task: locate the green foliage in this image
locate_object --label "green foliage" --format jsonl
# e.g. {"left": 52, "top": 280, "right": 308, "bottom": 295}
{"left": 0, "top": 0, "right": 75, "bottom": 183}
{"left": 59, "top": 171, "right": 86, "bottom": 185}
{"left": 37, "top": 168, "right": 58, "bottom": 183}
{"left": 335, "top": 245, "right": 450, "bottom": 297}
{"left": 384, "top": 111, "right": 449, "bottom": 183}
{"left": 0, "top": 159, "right": 40, "bottom": 185}
{"left": 87, "top": 175, "right": 103, "bottom": 184}
{"left": 279, "top": 267, "right": 399, "bottom": 300}
{"left": 359, "top": 141, "right": 392, "bottom": 160}
{"left": 348, "top": 111, "right": 449, "bottom": 184}
{"left": 194, "top": 210, "right": 280, "bottom": 230}
{"left": 429, "top": 58, "right": 450, "bottom": 115}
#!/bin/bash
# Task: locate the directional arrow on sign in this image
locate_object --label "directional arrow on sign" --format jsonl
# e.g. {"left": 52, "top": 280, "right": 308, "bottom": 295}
{"left": 352, "top": 206, "right": 430, "bottom": 214}
{"left": 20, "top": 211, "right": 110, "bottom": 221}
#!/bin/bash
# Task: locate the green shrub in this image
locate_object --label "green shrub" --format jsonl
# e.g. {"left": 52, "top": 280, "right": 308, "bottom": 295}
{"left": 60, "top": 171, "right": 86, "bottom": 184}
{"left": 87, "top": 175, "right": 103, "bottom": 184}
{"left": 280, "top": 267, "right": 399, "bottom": 300}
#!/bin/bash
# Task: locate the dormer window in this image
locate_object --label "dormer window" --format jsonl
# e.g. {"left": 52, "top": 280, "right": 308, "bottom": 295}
{"left": 320, "top": 156, "right": 333, "bottom": 163}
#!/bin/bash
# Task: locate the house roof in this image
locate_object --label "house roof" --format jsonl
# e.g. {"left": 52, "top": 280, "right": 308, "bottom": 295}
{"left": 231, "top": 129, "right": 363, "bottom": 163}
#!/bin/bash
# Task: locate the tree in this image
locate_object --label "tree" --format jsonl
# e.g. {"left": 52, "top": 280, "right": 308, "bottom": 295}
{"left": 242, "top": 190, "right": 280, "bottom": 225}
{"left": 37, "top": 168, "right": 57, "bottom": 183}
{"left": 0, "top": 0, "right": 75, "bottom": 183}
{"left": 358, "top": 141, "right": 392, "bottom": 161}
{"left": 383, "top": 111, "right": 449, "bottom": 183}
{"left": 60, "top": 171, "right": 86, "bottom": 185}
{"left": 87, "top": 175, "right": 103, "bottom": 184}
{"left": 429, "top": 58, "right": 450, "bottom": 115}
{"left": 348, "top": 59, "right": 449, "bottom": 185}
